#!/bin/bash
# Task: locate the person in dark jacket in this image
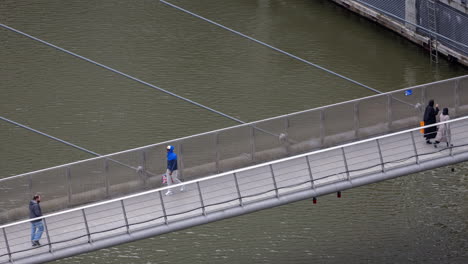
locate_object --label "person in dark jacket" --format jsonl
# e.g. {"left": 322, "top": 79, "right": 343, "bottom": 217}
{"left": 165, "top": 145, "right": 184, "bottom": 196}
{"left": 423, "top": 100, "right": 439, "bottom": 144}
{"left": 29, "top": 194, "right": 43, "bottom": 247}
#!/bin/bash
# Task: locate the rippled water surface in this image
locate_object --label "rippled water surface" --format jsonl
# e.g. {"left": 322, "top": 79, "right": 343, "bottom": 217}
{"left": 1, "top": 0, "right": 467, "bottom": 263}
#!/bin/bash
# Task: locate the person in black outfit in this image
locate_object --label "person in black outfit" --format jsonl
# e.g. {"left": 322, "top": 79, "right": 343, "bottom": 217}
{"left": 423, "top": 99, "right": 439, "bottom": 144}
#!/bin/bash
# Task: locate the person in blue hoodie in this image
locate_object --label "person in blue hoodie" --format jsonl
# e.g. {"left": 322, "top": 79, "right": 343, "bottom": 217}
{"left": 29, "top": 194, "right": 43, "bottom": 247}
{"left": 165, "top": 145, "right": 184, "bottom": 195}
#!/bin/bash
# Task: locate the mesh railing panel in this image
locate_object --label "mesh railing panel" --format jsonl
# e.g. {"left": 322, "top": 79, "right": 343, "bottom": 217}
{"left": 0, "top": 176, "right": 31, "bottom": 221}
{"left": 68, "top": 158, "right": 107, "bottom": 205}
{"left": 106, "top": 151, "right": 146, "bottom": 197}
{"left": 286, "top": 110, "right": 322, "bottom": 152}
{"left": 357, "top": 95, "right": 389, "bottom": 138}
{"left": 30, "top": 169, "right": 69, "bottom": 211}
{"left": 180, "top": 133, "right": 217, "bottom": 180}
{"left": 388, "top": 90, "right": 422, "bottom": 131}
{"left": 217, "top": 126, "right": 253, "bottom": 173}
{"left": 425, "top": 78, "right": 457, "bottom": 112}
{"left": 323, "top": 101, "right": 356, "bottom": 145}
{"left": 252, "top": 117, "right": 289, "bottom": 163}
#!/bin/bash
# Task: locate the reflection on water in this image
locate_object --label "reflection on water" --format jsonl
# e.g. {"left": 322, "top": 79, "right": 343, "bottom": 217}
{"left": 1, "top": 0, "right": 467, "bottom": 263}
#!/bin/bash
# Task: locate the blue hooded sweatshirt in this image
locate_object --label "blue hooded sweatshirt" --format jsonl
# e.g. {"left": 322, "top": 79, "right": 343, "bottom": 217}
{"left": 167, "top": 146, "right": 178, "bottom": 172}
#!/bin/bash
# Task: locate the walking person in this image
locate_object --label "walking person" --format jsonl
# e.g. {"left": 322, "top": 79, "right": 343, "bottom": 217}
{"left": 29, "top": 194, "right": 43, "bottom": 247}
{"left": 433, "top": 108, "right": 452, "bottom": 148}
{"left": 423, "top": 99, "right": 439, "bottom": 144}
{"left": 165, "top": 145, "right": 184, "bottom": 196}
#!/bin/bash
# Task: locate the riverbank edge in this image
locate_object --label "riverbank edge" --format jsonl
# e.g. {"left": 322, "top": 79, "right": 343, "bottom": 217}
{"left": 328, "top": 0, "right": 468, "bottom": 67}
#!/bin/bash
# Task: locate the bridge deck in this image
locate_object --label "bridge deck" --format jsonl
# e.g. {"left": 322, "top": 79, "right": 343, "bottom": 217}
{"left": 1, "top": 117, "right": 468, "bottom": 264}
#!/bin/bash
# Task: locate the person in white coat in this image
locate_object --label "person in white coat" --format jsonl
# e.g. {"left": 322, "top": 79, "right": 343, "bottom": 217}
{"left": 433, "top": 108, "right": 452, "bottom": 148}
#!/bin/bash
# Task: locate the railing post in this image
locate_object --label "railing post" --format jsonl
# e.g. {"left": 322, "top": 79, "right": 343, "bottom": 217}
{"left": 410, "top": 131, "right": 420, "bottom": 164}
{"left": 158, "top": 191, "right": 168, "bottom": 224}
{"left": 140, "top": 150, "right": 148, "bottom": 187}
{"left": 42, "top": 218, "right": 52, "bottom": 252}
{"left": 284, "top": 116, "right": 291, "bottom": 156}
{"left": 215, "top": 132, "right": 220, "bottom": 173}
{"left": 341, "top": 147, "right": 350, "bottom": 180}
{"left": 104, "top": 159, "right": 110, "bottom": 198}
{"left": 305, "top": 155, "right": 315, "bottom": 189}
{"left": 250, "top": 125, "right": 256, "bottom": 163}
{"left": 66, "top": 166, "right": 72, "bottom": 206}
{"left": 178, "top": 143, "right": 185, "bottom": 181}
{"left": 320, "top": 109, "right": 325, "bottom": 147}
{"left": 196, "top": 182, "right": 206, "bottom": 216}
{"left": 233, "top": 173, "right": 243, "bottom": 207}
{"left": 2, "top": 228, "right": 11, "bottom": 263}
{"left": 387, "top": 94, "right": 393, "bottom": 131}
{"left": 81, "top": 209, "right": 92, "bottom": 243}
{"left": 454, "top": 79, "right": 460, "bottom": 117}
{"left": 354, "top": 102, "right": 360, "bottom": 139}
{"left": 120, "top": 200, "right": 130, "bottom": 233}
{"left": 269, "top": 164, "right": 279, "bottom": 198}
{"left": 376, "top": 139, "right": 385, "bottom": 172}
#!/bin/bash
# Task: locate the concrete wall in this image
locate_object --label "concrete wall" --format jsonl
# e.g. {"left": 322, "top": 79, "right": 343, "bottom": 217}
{"left": 329, "top": 0, "right": 468, "bottom": 66}
{"left": 405, "top": 0, "right": 417, "bottom": 31}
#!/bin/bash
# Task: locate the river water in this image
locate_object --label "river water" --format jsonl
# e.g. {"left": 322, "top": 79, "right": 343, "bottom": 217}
{"left": 1, "top": 0, "right": 467, "bottom": 263}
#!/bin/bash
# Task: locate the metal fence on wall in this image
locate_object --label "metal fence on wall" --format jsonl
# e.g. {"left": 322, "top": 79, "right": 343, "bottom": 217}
{"left": 1, "top": 75, "right": 468, "bottom": 223}
{"left": 359, "top": 0, "right": 406, "bottom": 19}
{"left": 356, "top": 0, "right": 468, "bottom": 56}
{"left": 418, "top": 0, "right": 468, "bottom": 55}
{"left": 1, "top": 115, "right": 468, "bottom": 263}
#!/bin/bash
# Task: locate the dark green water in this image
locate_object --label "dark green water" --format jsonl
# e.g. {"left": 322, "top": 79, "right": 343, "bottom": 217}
{"left": 1, "top": 0, "right": 467, "bottom": 263}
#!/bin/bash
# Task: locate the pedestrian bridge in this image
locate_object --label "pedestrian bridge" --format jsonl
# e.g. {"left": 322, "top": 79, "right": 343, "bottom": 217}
{"left": 1, "top": 76, "right": 468, "bottom": 264}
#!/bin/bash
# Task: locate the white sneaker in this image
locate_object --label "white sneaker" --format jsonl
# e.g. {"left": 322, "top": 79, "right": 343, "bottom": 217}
{"left": 165, "top": 190, "right": 173, "bottom": 196}
{"left": 180, "top": 185, "right": 185, "bottom": 192}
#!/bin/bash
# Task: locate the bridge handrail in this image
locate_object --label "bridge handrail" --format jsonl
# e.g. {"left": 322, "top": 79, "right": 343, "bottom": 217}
{"left": 2, "top": 114, "right": 467, "bottom": 230}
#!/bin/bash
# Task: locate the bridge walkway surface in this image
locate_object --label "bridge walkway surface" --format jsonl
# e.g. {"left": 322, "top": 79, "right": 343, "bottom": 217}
{"left": 1, "top": 116, "right": 468, "bottom": 264}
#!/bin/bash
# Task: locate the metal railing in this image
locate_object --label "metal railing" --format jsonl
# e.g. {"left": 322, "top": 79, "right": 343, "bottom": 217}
{"left": 1, "top": 115, "right": 468, "bottom": 263}
{"left": 1, "top": 75, "right": 467, "bottom": 223}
